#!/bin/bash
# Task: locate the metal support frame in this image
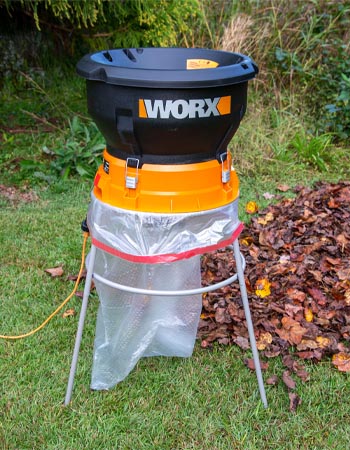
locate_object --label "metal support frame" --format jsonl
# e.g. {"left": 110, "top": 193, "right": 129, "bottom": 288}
{"left": 64, "top": 240, "right": 267, "bottom": 407}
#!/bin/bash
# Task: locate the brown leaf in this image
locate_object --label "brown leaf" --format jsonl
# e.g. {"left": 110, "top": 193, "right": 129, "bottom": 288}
{"left": 296, "top": 339, "right": 319, "bottom": 351}
{"left": 277, "top": 184, "right": 291, "bottom": 192}
{"left": 233, "top": 336, "right": 250, "bottom": 350}
{"left": 264, "top": 347, "right": 281, "bottom": 358}
{"left": 217, "top": 337, "right": 230, "bottom": 345}
{"left": 282, "top": 354, "right": 295, "bottom": 370}
{"left": 256, "top": 331, "right": 273, "bottom": 350}
{"left": 266, "top": 375, "right": 279, "bottom": 385}
{"left": 294, "top": 366, "right": 310, "bottom": 382}
{"left": 67, "top": 270, "right": 87, "bottom": 281}
{"left": 332, "top": 352, "right": 350, "bottom": 372}
{"left": 200, "top": 340, "right": 212, "bottom": 349}
{"left": 214, "top": 307, "right": 229, "bottom": 324}
{"left": 336, "top": 234, "right": 348, "bottom": 246}
{"left": 45, "top": 266, "right": 64, "bottom": 277}
{"left": 344, "top": 290, "right": 350, "bottom": 306}
{"left": 328, "top": 197, "right": 340, "bottom": 209}
{"left": 286, "top": 288, "right": 306, "bottom": 303}
{"left": 257, "top": 212, "right": 274, "bottom": 226}
{"left": 244, "top": 358, "right": 269, "bottom": 371}
{"left": 282, "top": 370, "right": 296, "bottom": 390}
{"left": 296, "top": 350, "right": 323, "bottom": 361}
{"left": 307, "top": 287, "right": 328, "bottom": 306}
{"left": 62, "top": 308, "right": 76, "bottom": 318}
{"left": 337, "top": 268, "right": 350, "bottom": 281}
{"left": 289, "top": 392, "right": 302, "bottom": 413}
{"left": 276, "top": 317, "right": 307, "bottom": 345}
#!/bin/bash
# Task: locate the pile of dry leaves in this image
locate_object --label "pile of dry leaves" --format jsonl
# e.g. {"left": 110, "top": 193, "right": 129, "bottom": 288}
{"left": 199, "top": 181, "right": 350, "bottom": 406}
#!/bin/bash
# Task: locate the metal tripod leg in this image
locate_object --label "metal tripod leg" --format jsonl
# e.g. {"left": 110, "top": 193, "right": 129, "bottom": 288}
{"left": 233, "top": 239, "right": 268, "bottom": 408}
{"left": 64, "top": 244, "right": 97, "bottom": 406}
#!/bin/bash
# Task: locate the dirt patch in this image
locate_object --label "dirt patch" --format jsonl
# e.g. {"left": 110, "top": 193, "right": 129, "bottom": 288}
{"left": 0, "top": 184, "right": 39, "bottom": 204}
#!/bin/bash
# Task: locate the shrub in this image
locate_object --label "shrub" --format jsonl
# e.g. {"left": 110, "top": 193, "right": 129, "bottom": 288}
{"left": 0, "top": 0, "right": 200, "bottom": 55}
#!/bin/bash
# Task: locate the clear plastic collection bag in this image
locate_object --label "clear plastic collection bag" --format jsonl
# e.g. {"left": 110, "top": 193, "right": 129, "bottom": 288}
{"left": 87, "top": 194, "right": 240, "bottom": 390}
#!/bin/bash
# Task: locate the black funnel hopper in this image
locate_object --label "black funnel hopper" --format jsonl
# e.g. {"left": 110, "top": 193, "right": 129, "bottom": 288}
{"left": 77, "top": 48, "right": 258, "bottom": 165}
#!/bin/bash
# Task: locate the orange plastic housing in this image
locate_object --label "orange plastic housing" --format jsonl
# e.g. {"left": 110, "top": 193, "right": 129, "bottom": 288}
{"left": 93, "top": 150, "right": 239, "bottom": 213}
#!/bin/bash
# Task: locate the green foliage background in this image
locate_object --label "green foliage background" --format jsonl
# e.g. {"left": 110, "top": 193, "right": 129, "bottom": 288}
{"left": 0, "top": 0, "right": 349, "bottom": 182}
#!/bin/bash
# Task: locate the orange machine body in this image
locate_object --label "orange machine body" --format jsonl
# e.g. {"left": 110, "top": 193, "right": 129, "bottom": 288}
{"left": 93, "top": 150, "right": 239, "bottom": 213}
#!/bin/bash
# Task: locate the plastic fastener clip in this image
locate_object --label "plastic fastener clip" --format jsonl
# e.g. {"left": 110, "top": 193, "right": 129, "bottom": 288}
{"left": 220, "top": 153, "right": 231, "bottom": 184}
{"left": 125, "top": 158, "right": 140, "bottom": 189}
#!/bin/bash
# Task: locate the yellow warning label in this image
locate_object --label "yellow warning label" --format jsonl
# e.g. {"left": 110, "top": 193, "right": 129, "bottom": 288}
{"left": 186, "top": 59, "right": 219, "bottom": 70}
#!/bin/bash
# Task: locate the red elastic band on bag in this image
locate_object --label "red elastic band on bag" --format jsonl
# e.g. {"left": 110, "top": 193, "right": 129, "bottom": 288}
{"left": 91, "top": 223, "right": 244, "bottom": 264}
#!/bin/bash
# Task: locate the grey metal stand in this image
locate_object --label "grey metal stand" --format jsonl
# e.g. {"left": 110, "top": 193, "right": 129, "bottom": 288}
{"left": 64, "top": 245, "right": 97, "bottom": 406}
{"left": 64, "top": 239, "right": 267, "bottom": 407}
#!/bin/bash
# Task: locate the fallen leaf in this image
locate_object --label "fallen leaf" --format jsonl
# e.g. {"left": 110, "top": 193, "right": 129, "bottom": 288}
{"left": 307, "top": 287, "right": 328, "bottom": 306}
{"left": 279, "top": 254, "right": 290, "bottom": 265}
{"left": 262, "top": 192, "right": 275, "bottom": 200}
{"left": 296, "top": 339, "right": 319, "bottom": 351}
{"left": 277, "top": 184, "right": 290, "bottom": 192}
{"left": 67, "top": 270, "right": 87, "bottom": 281}
{"left": 276, "top": 317, "right": 307, "bottom": 345}
{"left": 282, "top": 354, "right": 295, "bottom": 369}
{"left": 337, "top": 268, "right": 350, "bottom": 281}
{"left": 200, "top": 340, "right": 212, "bottom": 349}
{"left": 200, "top": 312, "right": 215, "bottom": 320}
{"left": 344, "top": 290, "right": 350, "bottom": 306}
{"left": 218, "top": 337, "right": 230, "bottom": 345}
{"left": 244, "top": 358, "right": 269, "bottom": 371}
{"left": 245, "top": 201, "right": 259, "bottom": 214}
{"left": 255, "top": 278, "right": 271, "bottom": 298}
{"left": 286, "top": 288, "right": 306, "bottom": 303}
{"left": 45, "top": 266, "right": 64, "bottom": 277}
{"left": 240, "top": 236, "right": 253, "bottom": 246}
{"left": 332, "top": 352, "right": 350, "bottom": 372}
{"left": 257, "top": 212, "right": 274, "bottom": 226}
{"left": 293, "top": 365, "right": 310, "bottom": 382}
{"left": 264, "top": 347, "right": 281, "bottom": 358}
{"left": 62, "top": 308, "right": 76, "bottom": 318}
{"left": 289, "top": 392, "right": 302, "bottom": 413}
{"left": 215, "top": 307, "right": 230, "bottom": 324}
{"left": 282, "top": 370, "right": 296, "bottom": 390}
{"left": 257, "top": 331, "right": 273, "bottom": 350}
{"left": 296, "top": 350, "right": 323, "bottom": 361}
{"left": 328, "top": 197, "right": 339, "bottom": 209}
{"left": 304, "top": 307, "right": 313, "bottom": 323}
{"left": 233, "top": 336, "right": 250, "bottom": 350}
{"left": 266, "top": 375, "right": 279, "bottom": 385}
{"left": 315, "top": 336, "right": 331, "bottom": 349}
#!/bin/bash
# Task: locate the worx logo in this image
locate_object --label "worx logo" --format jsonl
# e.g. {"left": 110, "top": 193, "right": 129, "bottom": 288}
{"left": 138, "top": 96, "right": 231, "bottom": 119}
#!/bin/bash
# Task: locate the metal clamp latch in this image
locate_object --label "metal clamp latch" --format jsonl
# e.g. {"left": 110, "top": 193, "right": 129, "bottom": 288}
{"left": 125, "top": 158, "right": 139, "bottom": 189}
{"left": 220, "top": 153, "right": 231, "bottom": 184}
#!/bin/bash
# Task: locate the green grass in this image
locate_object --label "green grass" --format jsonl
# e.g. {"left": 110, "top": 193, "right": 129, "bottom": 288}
{"left": 1, "top": 176, "right": 350, "bottom": 449}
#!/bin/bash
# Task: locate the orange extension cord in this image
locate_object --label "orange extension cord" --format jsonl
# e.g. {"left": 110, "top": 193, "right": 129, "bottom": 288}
{"left": 0, "top": 232, "right": 89, "bottom": 340}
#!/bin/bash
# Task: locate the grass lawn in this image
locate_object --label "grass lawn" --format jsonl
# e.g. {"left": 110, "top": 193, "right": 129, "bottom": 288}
{"left": 1, "top": 176, "right": 350, "bottom": 449}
